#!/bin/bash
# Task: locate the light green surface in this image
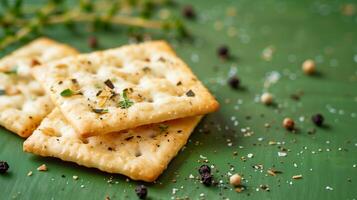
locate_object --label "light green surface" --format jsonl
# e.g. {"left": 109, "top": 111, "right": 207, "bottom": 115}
{"left": 1, "top": 0, "right": 357, "bottom": 199}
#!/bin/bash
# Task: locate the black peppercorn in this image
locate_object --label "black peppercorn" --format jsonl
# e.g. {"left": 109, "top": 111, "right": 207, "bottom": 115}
{"left": 182, "top": 5, "right": 195, "bottom": 19}
{"left": 201, "top": 173, "right": 212, "bottom": 186}
{"left": 135, "top": 185, "right": 148, "bottom": 199}
{"left": 0, "top": 161, "right": 9, "bottom": 174}
{"left": 312, "top": 114, "right": 324, "bottom": 126}
{"left": 198, "top": 165, "right": 211, "bottom": 175}
{"left": 228, "top": 76, "right": 240, "bottom": 89}
{"left": 217, "top": 45, "right": 229, "bottom": 59}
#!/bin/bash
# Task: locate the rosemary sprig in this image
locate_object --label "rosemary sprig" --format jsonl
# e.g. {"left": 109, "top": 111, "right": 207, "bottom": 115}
{"left": 0, "top": 0, "right": 189, "bottom": 50}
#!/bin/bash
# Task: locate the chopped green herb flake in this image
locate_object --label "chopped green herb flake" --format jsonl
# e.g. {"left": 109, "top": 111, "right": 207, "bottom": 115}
{"left": 119, "top": 89, "right": 134, "bottom": 109}
{"left": 186, "top": 89, "right": 195, "bottom": 97}
{"left": 60, "top": 89, "right": 74, "bottom": 97}
{"left": 158, "top": 124, "right": 169, "bottom": 132}
{"left": 0, "top": 89, "right": 5, "bottom": 95}
{"left": 92, "top": 108, "right": 109, "bottom": 114}
{"left": 104, "top": 79, "right": 114, "bottom": 89}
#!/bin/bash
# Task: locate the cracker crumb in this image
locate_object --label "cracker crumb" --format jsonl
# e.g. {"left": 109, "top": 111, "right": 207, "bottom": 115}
{"left": 37, "top": 164, "right": 47, "bottom": 171}
{"left": 73, "top": 175, "right": 79, "bottom": 180}
{"left": 27, "top": 171, "right": 33, "bottom": 176}
{"left": 235, "top": 187, "right": 244, "bottom": 193}
{"left": 292, "top": 175, "right": 303, "bottom": 179}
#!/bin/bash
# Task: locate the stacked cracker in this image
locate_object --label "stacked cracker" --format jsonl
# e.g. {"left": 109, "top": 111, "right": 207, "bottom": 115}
{"left": 1, "top": 38, "right": 219, "bottom": 182}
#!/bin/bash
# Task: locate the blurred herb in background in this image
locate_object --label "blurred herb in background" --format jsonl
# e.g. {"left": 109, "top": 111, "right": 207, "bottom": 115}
{"left": 0, "top": 0, "right": 190, "bottom": 50}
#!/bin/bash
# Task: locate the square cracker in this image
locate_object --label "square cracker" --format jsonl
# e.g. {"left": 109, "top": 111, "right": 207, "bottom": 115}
{"left": 0, "top": 38, "right": 78, "bottom": 137}
{"left": 32, "top": 40, "right": 218, "bottom": 136}
{"left": 23, "top": 108, "right": 202, "bottom": 182}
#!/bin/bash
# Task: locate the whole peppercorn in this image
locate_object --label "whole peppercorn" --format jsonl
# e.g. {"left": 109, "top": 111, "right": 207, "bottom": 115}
{"left": 228, "top": 76, "right": 240, "bottom": 89}
{"left": 182, "top": 5, "right": 195, "bottom": 19}
{"left": 217, "top": 45, "right": 229, "bottom": 59}
{"left": 283, "top": 118, "right": 295, "bottom": 131}
{"left": 135, "top": 185, "right": 148, "bottom": 199}
{"left": 88, "top": 36, "right": 98, "bottom": 49}
{"left": 201, "top": 173, "right": 213, "bottom": 186}
{"left": 0, "top": 161, "right": 9, "bottom": 174}
{"left": 198, "top": 165, "right": 211, "bottom": 175}
{"left": 312, "top": 114, "right": 324, "bottom": 126}
{"left": 260, "top": 92, "right": 273, "bottom": 105}
{"left": 229, "top": 173, "right": 242, "bottom": 186}
{"left": 302, "top": 59, "right": 316, "bottom": 75}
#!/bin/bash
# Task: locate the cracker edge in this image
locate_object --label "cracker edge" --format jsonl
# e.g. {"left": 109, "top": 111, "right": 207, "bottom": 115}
{"left": 23, "top": 109, "right": 203, "bottom": 182}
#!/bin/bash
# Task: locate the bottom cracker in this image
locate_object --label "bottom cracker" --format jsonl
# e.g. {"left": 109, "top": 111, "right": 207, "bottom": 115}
{"left": 23, "top": 108, "right": 202, "bottom": 182}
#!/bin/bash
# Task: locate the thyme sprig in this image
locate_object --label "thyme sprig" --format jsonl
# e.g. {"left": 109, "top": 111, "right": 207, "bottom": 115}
{"left": 0, "top": 0, "right": 189, "bottom": 50}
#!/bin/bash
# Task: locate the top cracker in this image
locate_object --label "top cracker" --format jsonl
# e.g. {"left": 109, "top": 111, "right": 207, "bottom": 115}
{"left": 0, "top": 37, "right": 78, "bottom": 137}
{"left": 33, "top": 41, "right": 219, "bottom": 136}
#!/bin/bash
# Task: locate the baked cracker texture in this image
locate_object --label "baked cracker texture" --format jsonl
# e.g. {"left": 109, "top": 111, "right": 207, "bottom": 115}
{"left": 24, "top": 108, "right": 202, "bottom": 182}
{"left": 0, "top": 38, "right": 78, "bottom": 137}
{"left": 33, "top": 40, "right": 219, "bottom": 137}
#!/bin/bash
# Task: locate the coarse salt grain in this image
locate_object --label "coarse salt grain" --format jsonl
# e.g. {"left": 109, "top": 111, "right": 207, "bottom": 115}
{"left": 278, "top": 152, "right": 287, "bottom": 157}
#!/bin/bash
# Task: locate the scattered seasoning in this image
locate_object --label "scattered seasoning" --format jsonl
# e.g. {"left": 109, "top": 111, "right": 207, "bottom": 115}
{"left": 235, "top": 187, "right": 245, "bottom": 193}
{"left": 229, "top": 173, "right": 242, "bottom": 186}
{"left": 198, "top": 165, "right": 211, "bottom": 175}
{"left": 123, "top": 136, "right": 133, "bottom": 142}
{"left": 186, "top": 89, "right": 195, "bottom": 97}
{"left": 135, "top": 185, "right": 148, "bottom": 199}
{"left": 260, "top": 92, "right": 273, "bottom": 105}
{"left": 4, "top": 67, "right": 17, "bottom": 75}
{"left": 182, "top": 5, "right": 196, "bottom": 19}
{"left": 217, "top": 45, "right": 229, "bottom": 59}
{"left": 247, "top": 153, "right": 254, "bottom": 158}
{"left": 312, "top": 114, "right": 324, "bottom": 127}
{"left": 0, "top": 89, "right": 5, "bottom": 95}
{"left": 158, "top": 124, "right": 169, "bottom": 133}
{"left": 60, "top": 88, "right": 75, "bottom": 97}
{"left": 228, "top": 76, "right": 240, "bottom": 89}
{"left": 292, "top": 175, "right": 303, "bottom": 179}
{"left": 104, "top": 79, "right": 114, "bottom": 89}
{"left": 31, "top": 59, "right": 41, "bottom": 66}
{"left": 27, "top": 171, "right": 33, "bottom": 176}
{"left": 278, "top": 151, "right": 288, "bottom": 157}
{"left": 88, "top": 36, "right": 98, "bottom": 49}
{"left": 325, "top": 186, "right": 334, "bottom": 191}
{"left": 259, "top": 184, "right": 270, "bottom": 191}
{"left": 119, "top": 89, "right": 134, "bottom": 109}
{"left": 0, "top": 161, "right": 9, "bottom": 174}
{"left": 37, "top": 164, "right": 47, "bottom": 171}
{"left": 96, "top": 90, "right": 103, "bottom": 96}
{"left": 267, "top": 169, "right": 282, "bottom": 176}
{"left": 283, "top": 118, "right": 295, "bottom": 131}
{"left": 302, "top": 59, "right": 316, "bottom": 75}
{"left": 201, "top": 173, "right": 213, "bottom": 186}
{"left": 92, "top": 108, "right": 109, "bottom": 114}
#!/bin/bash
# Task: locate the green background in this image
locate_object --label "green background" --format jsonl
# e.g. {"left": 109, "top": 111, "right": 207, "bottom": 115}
{"left": 1, "top": 0, "right": 357, "bottom": 199}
